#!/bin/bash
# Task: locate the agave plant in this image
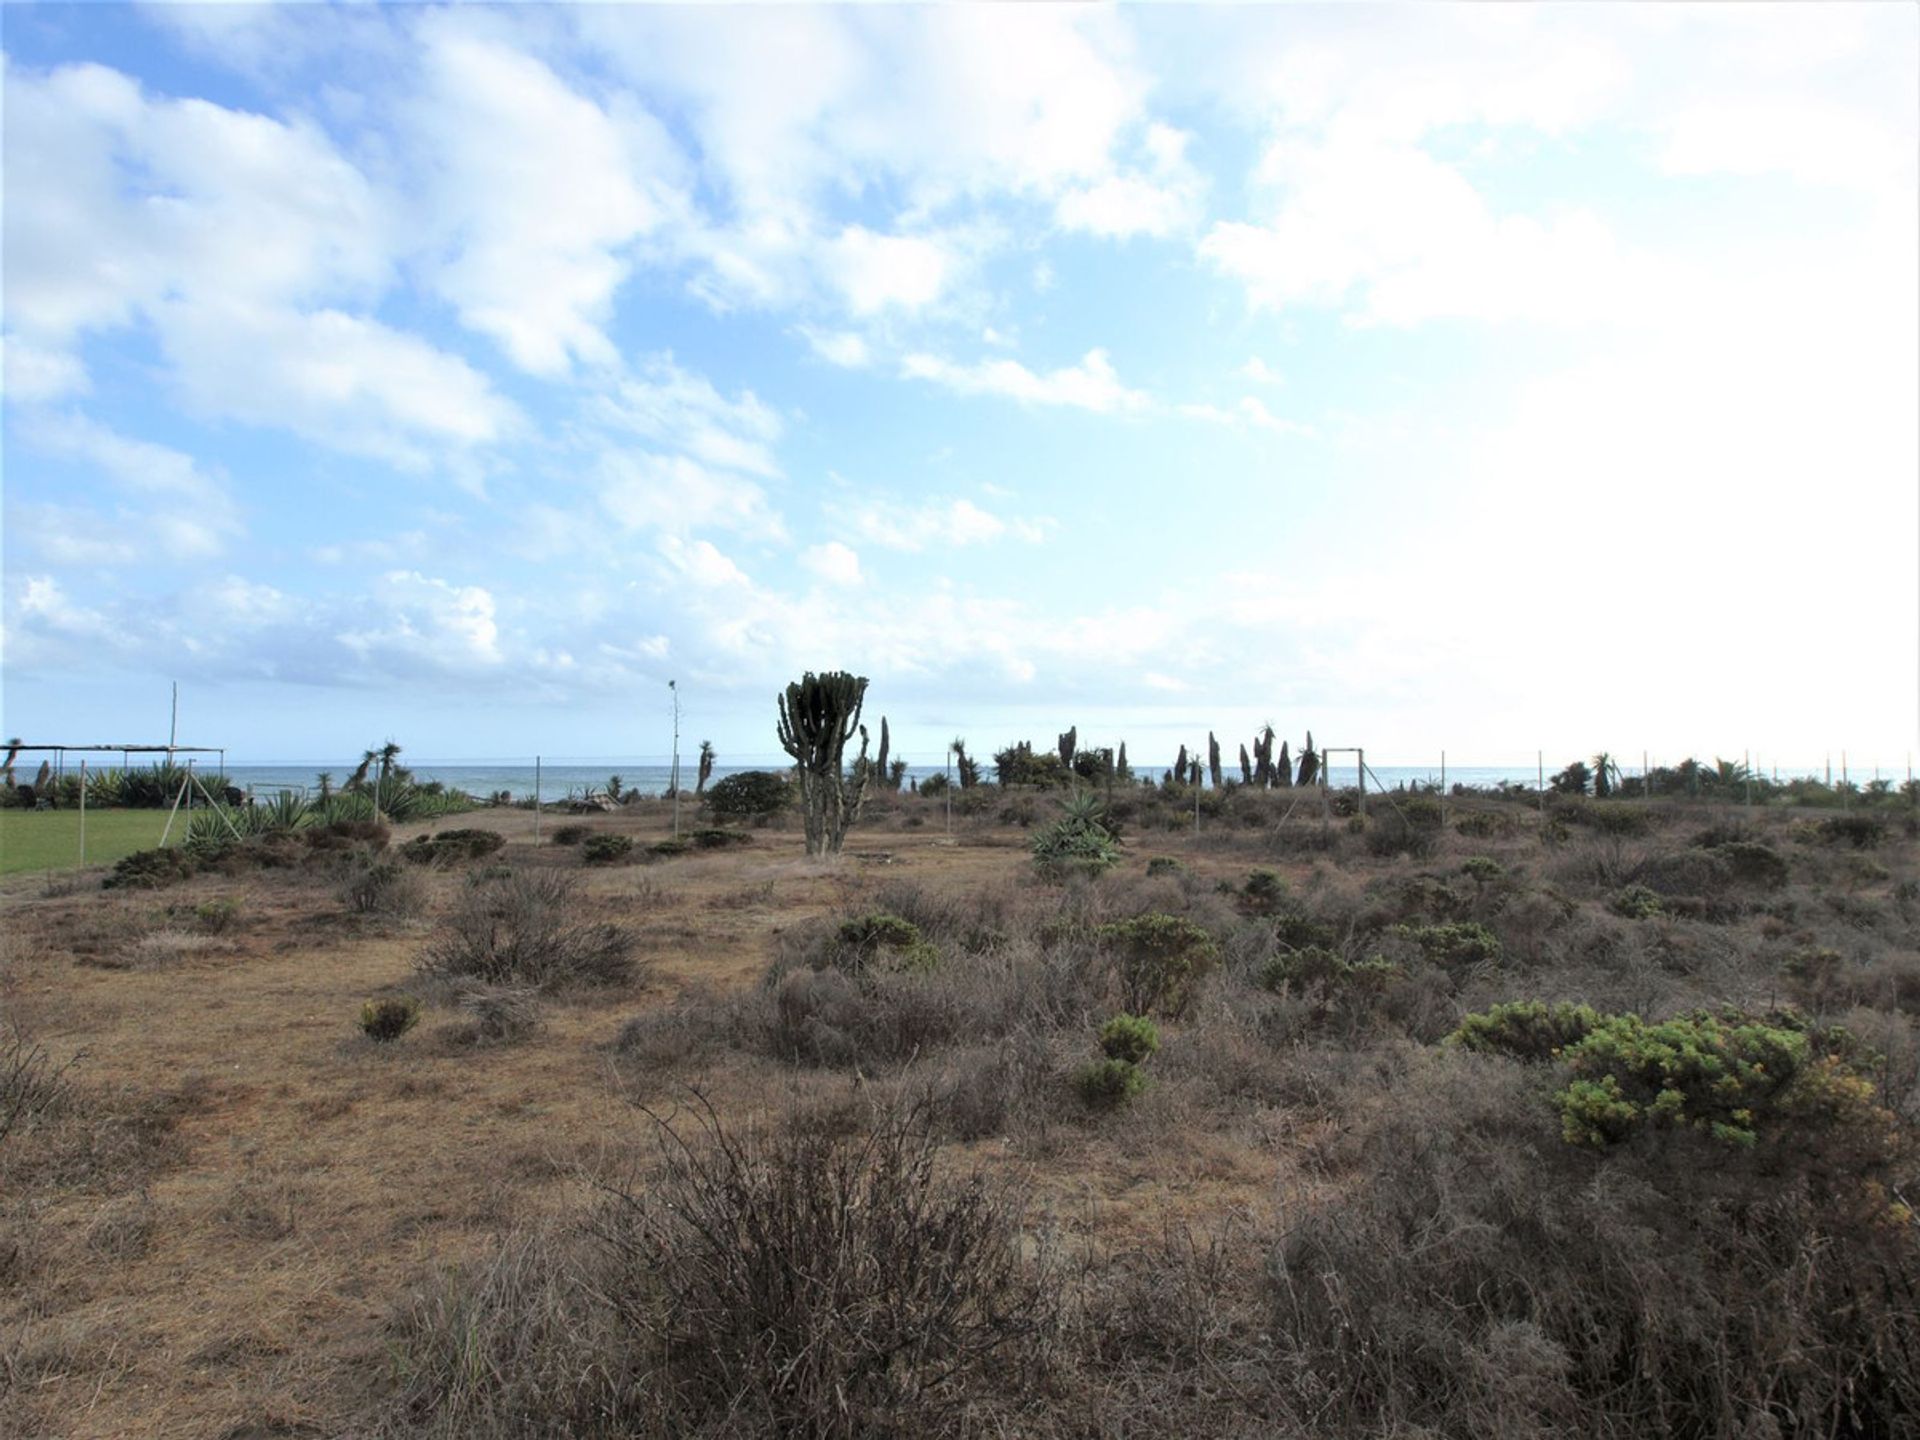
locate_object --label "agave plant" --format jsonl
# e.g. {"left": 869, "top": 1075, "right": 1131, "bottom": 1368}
{"left": 258, "top": 790, "right": 313, "bottom": 833}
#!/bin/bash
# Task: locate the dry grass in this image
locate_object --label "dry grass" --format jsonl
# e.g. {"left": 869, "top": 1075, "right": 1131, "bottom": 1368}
{"left": 0, "top": 792, "right": 1913, "bottom": 1437}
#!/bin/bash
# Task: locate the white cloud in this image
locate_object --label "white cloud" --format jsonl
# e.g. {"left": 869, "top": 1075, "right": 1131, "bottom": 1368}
{"left": 19, "top": 413, "right": 242, "bottom": 559}
{"left": 408, "top": 20, "right": 685, "bottom": 375}
{"left": 800, "top": 541, "right": 863, "bottom": 586}
{"left": 1056, "top": 123, "right": 1204, "bottom": 238}
{"left": 590, "top": 357, "right": 784, "bottom": 479}
{"left": 854, "top": 497, "right": 1051, "bottom": 552}
{"left": 1202, "top": 132, "right": 1643, "bottom": 326}
{"left": 901, "top": 348, "right": 1148, "bottom": 413}
{"left": 800, "top": 328, "right": 872, "bottom": 368}
{"left": 1056, "top": 175, "right": 1191, "bottom": 239}
{"left": 338, "top": 571, "right": 502, "bottom": 669}
{"left": 656, "top": 535, "right": 752, "bottom": 590}
{"left": 823, "top": 226, "right": 957, "bottom": 315}
{"left": 2, "top": 56, "right": 512, "bottom": 470}
{"left": 1238, "top": 356, "right": 1283, "bottom": 386}
{"left": 1, "top": 336, "right": 90, "bottom": 404}
{"left": 599, "top": 452, "right": 783, "bottom": 540}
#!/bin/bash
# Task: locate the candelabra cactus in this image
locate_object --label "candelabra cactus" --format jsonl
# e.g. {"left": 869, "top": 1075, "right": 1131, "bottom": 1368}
{"left": 1208, "top": 733, "right": 1223, "bottom": 790}
{"left": 1239, "top": 744, "right": 1253, "bottom": 785}
{"left": 775, "top": 671, "right": 872, "bottom": 856}
{"left": 1276, "top": 739, "right": 1292, "bottom": 788}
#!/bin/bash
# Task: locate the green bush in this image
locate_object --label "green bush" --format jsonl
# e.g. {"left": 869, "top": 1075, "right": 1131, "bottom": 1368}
{"left": 649, "top": 838, "right": 691, "bottom": 859}
{"left": 193, "top": 897, "right": 241, "bottom": 934}
{"left": 104, "top": 846, "right": 197, "bottom": 890}
{"left": 1240, "top": 869, "right": 1288, "bottom": 914}
{"left": 1257, "top": 944, "right": 1345, "bottom": 991}
{"left": 550, "top": 824, "right": 591, "bottom": 846}
{"left": 359, "top": 995, "right": 421, "bottom": 1043}
{"left": 1449, "top": 1001, "right": 1600, "bottom": 1062}
{"left": 1819, "top": 813, "right": 1886, "bottom": 849}
{"left": 1075, "top": 1057, "right": 1146, "bottom": 1110}
{"left": 1454, "top": 811, "right": 1506, "bottom": 839}
{"left": 1394, "top": 920, "right": 1502, "bottom": 966}
{"left": 833, "top": 913, "right": 938, "bottom": 973}
{"left": 1097, "top": 1014, "right": 1160, "bottom": 1065}
{"left": 703, "top": 771, "right": 791, "bottom": 823}
{"left": 401, "top": 828, "right": 506, "bottom": 866}
{"left": 1458, "top": 855, "right": 1505, "bottom": 883}
{"left": 1554, "top": 1012, "right": 1867, "bottom": 1149}
{"left": 689, "top": 828, "right": 752, "bottom": 849}
{"left": 582, "top": 834, "right": 635, "bottom": 866}
{"left": 1608, "top": 884, "right": 1665, "bottom": 919}
{"left": 1030, "top": 792, "right": 1122, "bottom": 876}
{"left": 1712, "top": 839, "right": 1789, "bottom": 889}
{"left": 1095, "top": 913, "right": 1217, "bottom": 1016}
{"left": 1144, "top": 856, "right": 1186, "bottom": 878}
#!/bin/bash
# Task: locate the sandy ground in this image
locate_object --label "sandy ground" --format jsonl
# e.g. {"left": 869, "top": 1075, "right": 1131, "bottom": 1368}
{"left": 0, "top": 802, "right": 1278, "bottom": 1439}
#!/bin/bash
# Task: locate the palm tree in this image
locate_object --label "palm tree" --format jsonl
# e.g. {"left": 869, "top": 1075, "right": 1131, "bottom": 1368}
{"left": 697, "top": 740, "right": 715, "bottom": 794}
{"left": 347, "top": 749, "right": 378, "bottom": 793}
{"left": 1, "top": 738, "right": 20, "bottom": 788}
{"left": 316, "top": 772, "right": 334, "bottom": 803}
{"left": 376, "top": 740, "right": 403, "bottom": 788}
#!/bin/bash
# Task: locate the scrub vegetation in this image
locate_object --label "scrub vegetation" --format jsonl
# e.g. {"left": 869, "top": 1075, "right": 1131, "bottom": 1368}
{"left": 3, "top": 711, "right": 1916, "bottom": 1439}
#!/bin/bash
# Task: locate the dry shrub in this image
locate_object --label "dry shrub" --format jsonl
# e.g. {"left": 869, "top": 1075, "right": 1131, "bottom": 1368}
{"left": 387, "top": 1101, "right": 1054, "bottom": 1438}
{"left": 419, "top": 870, "right": 637, "bottom": 991}
{"left": 1, "top": 1024, "right": 73, "bottom": 1149}
{"left": 341, "top": 854, "right": 428, "bottom": 918}
{"left": 1268, "top": 1049, "right": 1920, "bottom": 1437}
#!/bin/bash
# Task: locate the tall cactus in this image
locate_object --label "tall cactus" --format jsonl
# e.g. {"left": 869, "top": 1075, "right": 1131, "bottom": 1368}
{"left": 696, "top": 740, "right": 715, "bottom": 794}
{"left": 1058, "top": 725, "right": 1077, "bottom": 769}
{"left": 1116, "top": 742, "right": 1130, "bottom": 780}
{"left": 776, "top": 671, "right": 871, "bottom": 856}
{"left": 1174, "top": 744, "right": 1188, "bottom": 783}
{"left": 1253, "top": 726, "right": 1274, "bottom": 788}
{"left": 1239, "top": 743, "right": 1253, "bottom": 785}
{"left": 1276, "top": 739, "right": 1292, "bottom": 789}
{"left": 1295, "top": 732, "right": 1318, "bottom": 788}
{"left": 1207, "top": 732, "right": 1222, "bottom": 790}
{"left": 876, "top": 716, "right": 891, "bottom": 790}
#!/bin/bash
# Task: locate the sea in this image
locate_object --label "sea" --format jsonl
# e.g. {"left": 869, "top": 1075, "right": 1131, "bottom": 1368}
{"left": 204, "top": 759, "right": 1581, "bottom": 804}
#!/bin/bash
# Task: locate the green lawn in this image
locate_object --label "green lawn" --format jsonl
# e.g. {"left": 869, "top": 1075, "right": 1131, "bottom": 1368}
{"left": 0, "top": 808, "right": 179, "bottom": 876}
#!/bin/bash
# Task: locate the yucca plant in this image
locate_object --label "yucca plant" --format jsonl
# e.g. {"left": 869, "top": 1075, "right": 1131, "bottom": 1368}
{"left": 258, "top": 790, "right": 313, "bottom": 833}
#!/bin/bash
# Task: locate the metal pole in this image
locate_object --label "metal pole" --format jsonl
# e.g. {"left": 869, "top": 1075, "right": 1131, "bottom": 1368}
{"left": 1537, "top": 750, "right": 1545, "bottom": 812}
{"left": 169, "top": 681, "right": 178, "bottom": 753}
{"left": 534, "top": 755, "right": 542, "bottom": 841}
{"left": 159, "top": 770, "right": 191, "bottom": 848}
{"left": 945, "top": 743, "right": 953, "bottom": 836}
{"left": 670, "top": 680, "right": 681, "bottom": 841}
{"left": 79, "top": 760, "right": 87, "bottom": 865}
{"left": 1356, "top": 747, "right": 1365, "bottom": 817}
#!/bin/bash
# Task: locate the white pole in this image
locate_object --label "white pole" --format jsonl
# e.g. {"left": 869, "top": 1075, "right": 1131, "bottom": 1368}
{"left": 159, "top": 771, "right": 190, "bottom": 848}
{"left": 670, "top": 680, "right": 681, "bottom": 841}
{"left": 169, "top": 681, "right": 178, "bottom": 754}
{"left": 79, "top": 760, "right": 87, "bottom": 865}
{"left": 945, "top": 743, "right": 953, "bottom": 836}
{"left": 534, "top": 756, "right": 542, "bottom": 841}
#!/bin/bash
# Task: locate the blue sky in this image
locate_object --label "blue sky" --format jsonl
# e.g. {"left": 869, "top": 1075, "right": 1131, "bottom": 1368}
{"left": 3, "top": 2, "right": 1916, "bottom": 768}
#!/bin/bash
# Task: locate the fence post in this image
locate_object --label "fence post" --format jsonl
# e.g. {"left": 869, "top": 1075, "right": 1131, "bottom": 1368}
{"left": 79, "top": 759, "right": 87, "bottom": 865}
{"left": 534, "top": 756, "right": 542, "bottom": 842}
{"left": 1356, "top": 747, "right": 1366, "bottom": 817}
{"left": 1537, "top": 751, "right": 1545, "bottom": 813}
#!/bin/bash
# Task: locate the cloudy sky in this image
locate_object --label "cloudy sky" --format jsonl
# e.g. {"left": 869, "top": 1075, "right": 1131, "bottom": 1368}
{"left": 3, "top": 3, "right": 1915, "bottom": 768}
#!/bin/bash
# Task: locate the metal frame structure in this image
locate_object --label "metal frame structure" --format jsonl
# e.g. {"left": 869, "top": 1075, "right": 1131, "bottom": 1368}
{"left": 4, "top": 743, "right": 226, "bottom": 783}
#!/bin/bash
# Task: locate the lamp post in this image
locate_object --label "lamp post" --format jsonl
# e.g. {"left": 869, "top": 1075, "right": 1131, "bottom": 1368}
{"left": 669, "top": 680, "right": 682, "bottom": 840}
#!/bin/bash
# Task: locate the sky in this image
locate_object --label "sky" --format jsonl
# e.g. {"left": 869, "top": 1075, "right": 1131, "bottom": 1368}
{"left": 2, "top": 2, "right": 1916, "bottom": 769}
